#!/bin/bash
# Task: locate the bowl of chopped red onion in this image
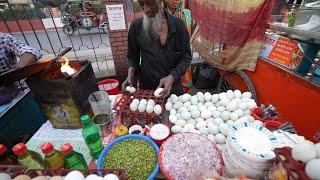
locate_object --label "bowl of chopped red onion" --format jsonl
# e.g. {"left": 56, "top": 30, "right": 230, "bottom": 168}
{"left": 158, "top": 133, "right": 223, "bottom": 179}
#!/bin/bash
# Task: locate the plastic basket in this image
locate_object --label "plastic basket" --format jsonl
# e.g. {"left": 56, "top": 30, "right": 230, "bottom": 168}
{"left": 97, "top": 134, "right": 159, "bottom": 180}
{"left": 157, "top": 133, "right": 223, "bottom": 180}
{"left": 251, "top": 107, "right": 277, "bottom": 122}
{"left": 98, "top": 79, "right": 120, "bottom": 95}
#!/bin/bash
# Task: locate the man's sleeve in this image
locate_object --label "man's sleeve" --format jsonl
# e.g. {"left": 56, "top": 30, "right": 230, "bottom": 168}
{"left": 170, "top": 21, "right": 192, "bottom": 82}
{"left": 127, "top": 21, "right": 140, "bottom": 68}
{"left": 5, "top": 34, "right": 42, "bottom": 60}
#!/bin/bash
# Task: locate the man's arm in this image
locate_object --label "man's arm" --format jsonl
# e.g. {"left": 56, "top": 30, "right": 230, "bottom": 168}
{"left": 5, "top": 34, "right": 42, "bottom": 68}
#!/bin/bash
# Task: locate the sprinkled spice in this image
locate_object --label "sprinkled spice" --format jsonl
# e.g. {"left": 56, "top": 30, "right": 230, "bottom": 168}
{"left": 103, "top": 139, "right": 156, "bottom": 180}
{"left": 160, "top": 133, "right": 223, "bottom": 179}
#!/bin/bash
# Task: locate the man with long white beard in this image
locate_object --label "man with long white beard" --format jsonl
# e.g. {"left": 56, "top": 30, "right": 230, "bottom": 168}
{"left": 122, "top": 0, "right": 191, "bottom": 97}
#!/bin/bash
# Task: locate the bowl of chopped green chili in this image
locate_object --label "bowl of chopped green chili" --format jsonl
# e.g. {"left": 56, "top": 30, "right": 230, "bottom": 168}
{"left": 97, "top": 134, "right": 159, "bottom": 180}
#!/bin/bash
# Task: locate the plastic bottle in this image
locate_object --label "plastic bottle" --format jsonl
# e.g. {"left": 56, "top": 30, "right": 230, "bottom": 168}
{"left": 12, "top": 143, "right": 43, "bottom": 169}
{"left": 60, "top": 143, "right": 87, "bottom": 170}
{"left": 80, "top": 115, "right": 103, "bottom": 159}
{"left": 40, "top": 142, "right": 64, "bottom": 169}
{"left": 0, "top": 144, "right": 17, "bottom": 165}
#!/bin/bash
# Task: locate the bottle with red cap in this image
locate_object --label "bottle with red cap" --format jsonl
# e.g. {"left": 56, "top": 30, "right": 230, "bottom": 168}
{"left": 40, "top": 142, "right": 64, "bottom": 169}
{"left": 0, "top": 144, "right": 17, "bottom": 165}
{"left": 12, "top": 143, "right": 43, "bottom": 169}
{"left": 60, "top": 143, "right": 87, "bottom": 169}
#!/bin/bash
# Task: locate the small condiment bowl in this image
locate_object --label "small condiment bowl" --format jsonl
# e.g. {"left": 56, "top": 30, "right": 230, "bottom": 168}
{"left": 129, "top": 125, "right": 144, "bottom": 135}
{"left": 149, "top": 124, "right": 170, "bottom": 146}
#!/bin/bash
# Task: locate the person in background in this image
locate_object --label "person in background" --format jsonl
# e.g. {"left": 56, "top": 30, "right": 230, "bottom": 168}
{"left": 0, "top": 32, "right": 42, "bottom": 74}
{"left": 122, "top": 0, "right": 192, "bottom": 97}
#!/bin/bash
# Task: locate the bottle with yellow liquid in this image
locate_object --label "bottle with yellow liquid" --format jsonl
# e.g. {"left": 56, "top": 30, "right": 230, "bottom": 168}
{"left": 12, "top": 143, "right": 43, "bottom": 169}
{"left": 40, "top": 142, "right": 64, "bottom": 169}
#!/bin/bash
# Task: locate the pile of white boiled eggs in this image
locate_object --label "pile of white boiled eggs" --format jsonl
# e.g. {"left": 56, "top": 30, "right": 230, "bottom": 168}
{"left": 129, "top": 98, "right": 162, "bottom": 115}
{"left": 166, "top": 90, "right": 258, "bottom": 144}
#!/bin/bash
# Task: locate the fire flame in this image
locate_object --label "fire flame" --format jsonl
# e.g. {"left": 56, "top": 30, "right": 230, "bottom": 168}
{"left": 60, "top": 57, "right": 76, "bottom": 76}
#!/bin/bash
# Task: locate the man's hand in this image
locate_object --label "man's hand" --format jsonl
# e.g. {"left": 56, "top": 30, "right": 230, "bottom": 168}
{"left": 158, "top": 74, "right": 174, "bottom": 98}
{"left": 121, "top": 67, "right": 137, "bottom": 91}
{"left": 15, "top": 53, "right": 37, "bottom": 68}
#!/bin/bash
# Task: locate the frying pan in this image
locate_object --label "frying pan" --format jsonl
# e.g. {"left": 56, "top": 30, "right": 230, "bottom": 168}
{"left": 0, "top": 47, "right": 72, "bottom": 85}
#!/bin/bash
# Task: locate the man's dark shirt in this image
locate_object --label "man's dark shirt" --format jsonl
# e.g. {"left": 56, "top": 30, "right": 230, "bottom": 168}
{"left": 127, "top": 10, "right": 192, "bottom": 95}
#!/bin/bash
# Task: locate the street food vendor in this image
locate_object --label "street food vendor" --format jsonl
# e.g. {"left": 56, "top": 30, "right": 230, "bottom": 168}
{"left": 122, "top": 0, "right": 192, "bottom": 97}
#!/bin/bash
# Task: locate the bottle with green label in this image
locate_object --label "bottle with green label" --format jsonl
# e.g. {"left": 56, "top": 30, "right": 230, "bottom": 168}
{"left": 81, "top": 115, "right": 103, "bottom": 159}
{"left": 40, "top": 142, "right": 64, "bottom": 169}
{"left": 12, "top": 143, "right": 43, "bottom": 169}
{"left": 60, "top": 143, "right": 87, "bottom": 169}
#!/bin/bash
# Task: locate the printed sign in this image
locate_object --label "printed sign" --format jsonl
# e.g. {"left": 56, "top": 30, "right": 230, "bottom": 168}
{"left": 106, "top": 4, "right": 126, "bottom": 30}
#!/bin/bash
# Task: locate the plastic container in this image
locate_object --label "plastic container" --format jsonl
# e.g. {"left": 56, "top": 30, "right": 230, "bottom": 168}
{"left": 81, "top": 115, "right": 103, "bottom": 159}
{"left": 12, "top": 143, "right": 44, "bottom": 169}
{"left": 40, "top": 142, "right": 64, "bottom": 169}
{"left": 97, "top": 134, "right": 159, "bottom": 180}
{"left": 98, "top": 79, "right": 120, "bottom": 95}
{"left": 60, "top": 143, "right": 88, "bottom": 170}
{"left": 88, "top": 91, "right": 111, "bottom": 116}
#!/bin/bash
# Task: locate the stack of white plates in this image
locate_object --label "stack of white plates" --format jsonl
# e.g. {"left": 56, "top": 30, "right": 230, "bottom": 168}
{"left": 223, "top": 121, "right": 280, "bottom": 178}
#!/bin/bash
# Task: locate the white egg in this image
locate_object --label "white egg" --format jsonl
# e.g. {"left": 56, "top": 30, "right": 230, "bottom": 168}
{"left": 305, "top": 159, "right": 320, "bottom": 180}
{"left": 176, "top": 119, "right": 186, "bottom": 127}
{"left": 181, "top": 127, "right": 190, "bottom": 133}
{"left": 221, "top": 111, "right": 230, "bottom": 121}
{"left": 217, "top": 106, "right": 226, "bottom": 112}
{"left": 138, "top": 104, "right": 146, "bottom": 112}
{"left": 204, "top": 102, "right": 214, "bottom": 108}
{"left": 215, "top": 102, "right": 221, "bottom": 107}
{"left": 211, "top": 94, "right": 219, "bottom": 103}
{"left": 207, "top": 106, "right": 216, "bottom": 113}
{"left": 178, "top": 107, "right": 189, "bottom": 113}
{"left": 238, "top": 117, "right": 249, "bottom": 123}
{"left": 201, "top": 110, "right": 212, "bottom": 119}
{"left": 190, "top": 96, "right": 198, "bottom": 105}
{"left": 86, "top": 174, "right": 103, "bottom": 180}
{"left": 153, "top": 104, "right": 162, "bottom": 115}
{"left": 171, "top": 125, "right": 182, "bottom": 134}
{"left": 103, "top": 174, "right": 119, "bottom": 180}
{"left": 146, "top": 105, "right": 154, "bottom": 113}
{"left": 208, "top": 134, "right": 216, "bottom": 143}
{"left": 180, "top": 111, "right": 191, "bottom": 120}
{"left": 220, "top": 98, "right": 230, "bottom": 107}
{"left": 132, "top": 99, "right": 139, "bottom": 104}
{"left": 199, "top": 127, "right": 209, "bottom": 135}
{"left": 244, "top": 110, "right": 251, "bottom": 115}
{"left": 189, "top": 129, "right": 201, "bottom": 134}
{"left": 170, "top": 94, "right": 179, "bottom": 103}
{"left": 226, "top": 102, "right": 238, "bottom": 111}
{"left": 219, "top": 123, "right": 229, "bottom": 136}
{"left": 165, "top": 101, "right": 172, "bottom": 111}
{"left": 173, "top": 101, "right": 183, "bottom": 109}
{"left": 205, "top": 118, "right": 215, "bottom": 124}
{"left": 129, "top": 87, "right": 136, "bottom": 94}
{"left": 196, "top": 121, "right": 207, "bottom": 129}
{"left": 212, "top": 111, "right": 221, "bottom": 118}
{"left": 238, "top": 102, "right": 247, "bottom": 111}
{"left": 154, "top": 88, "right": 164, "bottom": 97}
{"left": 231, "top": 98, "right": 241, "bottom": 104}
{"left": 176, "top": 113, "right": 180, "bottom": 119}
{"left": 188, "top": 105, "right": 198, "bottom": 112}
{"left": 213, "top": 118, "right": 224, "bottom": 125}
{"left": 241, "top": 97, "right": 251, "bottom": 103}
{"left": 229, "top": 112, "right": 239, "bottom": 121}
{"left": 254, "top": 120, "right": 264, "bottom": 126}
{"left": 65, "top": 171, "right": 85, "bottom": 180}
{"left": 204, "top": 92, "right": 212, "bottom": 102}
{"left": 140, "top": 99, "right": 147, "bottom": 105}
{"left": 181, "top": 93, "right": 191, "bottom": 102}
{"left": 234, "top": 109, "right": 244, "bottom": 117}
{"left": 244, "top": 115, "right": 255, "bottom": 121}
{"left": 130, "top": 102, "right": 138, "bottom": 111}
{"left": 215, "top": 133, "right": 226, "bottom": 144}
{"left": 292, "top": 143, "right": 317, "bottom": 163}
{"left": 189, "top": 119, "right": 197, "bottom": 125}
{"left": 190, "top": 110, "right": 200, "bottom": 119}
{"left": 0, "top": 173, "right": 11, "bottom": 180}
{"left": 226, "top": 90, "right": 234, "bottom": 99}
{"left": 169, "top": 115, "right": 178, "bottom": 124}
{"left": 226, "top": 120, "right": 234, "bottom": 127}
{"left": 247, "top": 101, "right": 257, "bottom": 109}
{"left": 125, "top": 86, "right": 131, "bottom": 92}
{"left": 208, "top": 123, "right": 219, "bottom": 134}
{"left": 242, "top": 92, "right": 252, "bottom": 99}
{"left": 219, "top": 92, "right": 227, "bottom": 100}
{"left": 198, "top": 105, "right": 207, "bottom": 112}
{"left": 233, "top": 90, "right": 242, "bottom": 98}
{"left": 183, "top": 101, "right": 191, "bottom": 108}
{"left": 197, "top": 92, "right": 205, "bottom": 102}
{"left": 184, "top": 123, "right": 195, "bottom": 131}
{"left": 170, "top": 109, "right": 177, "bottom": 115}
{"left": 195, "top": 117, "right": 204, "bottom": 123}
{"left": 148, "top": 99, "right": 155, "bottom": 106}
{"left": 314, "top": 143, "right": 320, "bottom": 158}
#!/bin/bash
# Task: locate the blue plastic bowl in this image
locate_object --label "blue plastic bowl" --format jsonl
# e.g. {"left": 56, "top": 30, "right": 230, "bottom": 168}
{"left": 97, "top": 134, "right": 159, "bottom": 179}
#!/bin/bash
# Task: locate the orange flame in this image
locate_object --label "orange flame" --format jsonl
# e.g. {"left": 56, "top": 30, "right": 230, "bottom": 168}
{"left": 60, "top": 57, "right": 76, "bottom": 76}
